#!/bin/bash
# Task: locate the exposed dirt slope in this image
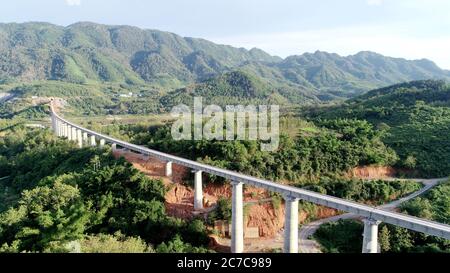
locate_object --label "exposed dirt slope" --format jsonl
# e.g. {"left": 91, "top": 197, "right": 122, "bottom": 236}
{"left": 113, "top": 149, "right": 286, "bottom": 237}
{"left": 349, "top": 166, "right": 397, "bottom": 179}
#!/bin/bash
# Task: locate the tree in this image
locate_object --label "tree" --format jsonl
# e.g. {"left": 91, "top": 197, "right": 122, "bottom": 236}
{"left": 0, "top": 181, "right": 90, "bottom": 252}
{"left": 155, "top": 234, "right": 211, "bottom": 253}
{"left": 389, "top": 226, "right": 413, "bottom": 252}
{"left": 404, "top": 155, "right": 417, "bottom": 169}
{"left": 379, "top": 225, "right": 391, "bottom": 252}
{"left": 80, "top": 232, "right": 154, "bottom": 253}
{"left": 400, "top": 198, "right": 433, "bottom": 219}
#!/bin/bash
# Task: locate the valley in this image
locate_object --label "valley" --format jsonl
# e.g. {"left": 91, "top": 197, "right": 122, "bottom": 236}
{"left": 0, "top": 22, "right": 449, "bottom": 254}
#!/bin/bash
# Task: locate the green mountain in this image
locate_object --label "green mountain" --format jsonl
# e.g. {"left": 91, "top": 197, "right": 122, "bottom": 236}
{"left": 275, "top": 51, "right": 450, "bottom": 99}
{"left": 312, "top": 80, "right": 450, "bottom": 177}
{"left": 1, "top": 22, "right": 449, "bottom": 102}
{"left": 0, "top": 22, "right": 278, "bottom": 87}
{"left": 161, "top": 70, "right": 318, "bottom": 108}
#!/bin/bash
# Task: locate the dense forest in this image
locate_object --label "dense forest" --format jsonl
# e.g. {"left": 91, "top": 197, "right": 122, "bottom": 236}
{"left": 0, "top": 124, "right": 428, "bottom": 253}
{"left": 86, "top": 118, "right": 397, "bottom": 182}
{"left": 84, "top": 117, "right": 422, "bottom": 206}
{"left": 308, "top": 80, "right": 450, "bottom": 177}
{"left": 0, "top": 128, "right": 211, "bottom": 253}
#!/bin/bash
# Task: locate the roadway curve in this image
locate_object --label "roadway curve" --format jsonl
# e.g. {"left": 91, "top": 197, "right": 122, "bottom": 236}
{"left": 298, "top": 178, "right": 448, "bottom": 253}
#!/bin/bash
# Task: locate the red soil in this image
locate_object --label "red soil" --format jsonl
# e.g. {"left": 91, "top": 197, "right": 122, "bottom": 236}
{"left": 349, "top": 166, "right": 397, "bottom": 179}
{"left": 114, "top": 149, "right": 342, "bottom": 239}
{"left": 113, "top": 149, "right": 285, "bottom": 237}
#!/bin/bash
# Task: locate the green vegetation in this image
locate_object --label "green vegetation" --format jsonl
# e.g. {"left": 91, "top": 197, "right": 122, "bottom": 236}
{"left": 303, "top": 177, "right": 421, "bottom": 205}
{"left": 315, "top": 181, "right": 450, "bottom": 253}
{"left": 0, "top": 128, "right": 211, "bottom": 253}
{"left": 310, "top": 80, "right": 450, "bottom": 177}
{"left": 0, "top": 81, "right": 163, "bottom": 117}
{"left": 1, "top": 22, "right": 449, "bottom": 114}
{"left": 401, "top": 182, "right": 450, "bottom": 225}
{"left": 79, "top": 232, "right": 153, "bottom": 253}
{"left": 296, "top": 80, "right": 450, "bottom": 253}
{"left": 161, "top": 70, "right": 299, "bottom": 108}
{"left": 316, "top": 219, "right": 450, "bottom": 253}
{"left": 1, "top": 22, "right": 449, "bottom": 253}
{"left": 315, "top": 219, "right": 364, "bottom": 253}
{"left": 90, "top": 118, "right": 420, "bottom": 205}
{"left": 105, "top": 119, "right": 396, "bottom": 182}
{"left": 207, "top": 198, "right": 232, "bottom": 224}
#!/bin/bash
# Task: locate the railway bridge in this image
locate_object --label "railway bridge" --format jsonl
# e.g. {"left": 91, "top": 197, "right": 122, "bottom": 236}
{"left": 49, "top": 103, "right": 450, "bottom": 253}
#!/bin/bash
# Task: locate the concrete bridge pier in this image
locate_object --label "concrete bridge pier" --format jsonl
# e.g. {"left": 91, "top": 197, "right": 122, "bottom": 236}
{"left": 76, "top": 129, "right": 83, "bottom": 148}
{"left": 362, "top": 218, "right": 380, "bottom": 253}
{"left": 61, "top": 123, "right": 66, "bottom": 138}
{"left": 52, "top": 118, "right": 59, "bottom": 136}
{"left": 99, "top": 139, "right": 105, "bottom": 148}
{"left": 68, "top": 125, "right": 73, "bottom": 140}
{"left": 54, "top": 119, "right": 59, "bottom": 136}
{"left": 54, "top": 118, "right": 59, "bottom": 135}
{"left": 90, "top": 135, "right": 96, "bottom": 147}
{"left": 82, "top": 132, "right": 88, "bottom": 144}
{"left": 62, "top": 122, "right": 66, "bottom": 137}
{"left": 231, "top": 181, "right": 244, "bottom": 253}
{"left": 284, "top": 196, "right": 299, "bottom": 253}
{"left": 71, "top": 127, "right": 77, "bottom": 143}
{"left": 66, "top": 125, "right": 70, "bottom": 140}
{"left": 194, "top": 170, "right": 203, "bottom": 210}
{"left": 57, "top": 120, "right": 62, "bottom": 137}
{"left": 165, "top": 161, "right": 172, "bottom": 177}
{"left": 51, "top": 114, "right": 56, "bottom": 134}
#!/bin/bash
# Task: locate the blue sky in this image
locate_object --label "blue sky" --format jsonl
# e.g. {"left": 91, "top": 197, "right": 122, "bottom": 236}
{"left": 2, "top": 0, "right": 450, "bottom": 69}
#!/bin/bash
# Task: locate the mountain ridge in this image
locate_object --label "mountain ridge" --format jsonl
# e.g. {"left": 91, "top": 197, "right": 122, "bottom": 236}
{"left": 0, "top": 22, "right": 449, "bottom": 102}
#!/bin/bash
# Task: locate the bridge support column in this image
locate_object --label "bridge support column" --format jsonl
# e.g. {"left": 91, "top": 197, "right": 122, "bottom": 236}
{"left": 194, "top": 170, "right": 203, "bottom": 210}
{"left": 90, "top": 135, "right": 96, "bottom": 147}
{"left": 362, "top": 219, "right": 380, "bottom": 253}
{"left": 231, "top": 181, "right": 244, "bottom": 253}
{"left": 71, "top": 127, "right": 77, "bottom": 142}
{"left": 67, "top": 125, "right": 72, "bottom": 140}
{"left": 52, "top": 117, "right": 58, "bottom": 135}
{"left": 112, "top": 143, "right": 117, "bottom": 153}
{"left": 165, "top": 161, "right": 172, "bottom": 177}
{"left": 62, "top": 123, "right": 66, "bottom": 138}
{"left": 51, "top": 114, "right": 56, "bottom": 134}
{"left": 54, "top": 118, "right": 59, "bottom": 135}
{"left": 66, "top": 124, "right": 70, "bottom": 138}
{"left": 82, "top": 132, "right": 88, "bottom": 144}
{"left": 99, "top": 139, "right": 105, "bottom": 148}
{"left": 283, "top": 196, "right": 299, "bottom": 253}
{"left": 77, "top": 129, "right": 83, "bottom": 148}
{"left": 54, "top": 119, "right": 59, "bottom": 136}
{"left": 57, "top": 120, "right": 62, "bottom": 137}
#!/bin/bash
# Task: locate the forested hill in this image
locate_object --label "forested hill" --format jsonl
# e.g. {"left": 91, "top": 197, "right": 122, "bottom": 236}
{"left": 310, "top": 80, "right": 450, "bottom": 177}
{"left": 160, "top": 70, "right": 319, "bottom": 107}
{"left": 1, "top": 22, "right": 449, "bottom": 101}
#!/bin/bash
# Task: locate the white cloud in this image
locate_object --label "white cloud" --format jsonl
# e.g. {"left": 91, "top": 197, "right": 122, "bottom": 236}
{"left": 65, "top": 0, "right": 81, "bottom": 6}
{"left": 209, "top": 25, "right": 450, "bottom": 70}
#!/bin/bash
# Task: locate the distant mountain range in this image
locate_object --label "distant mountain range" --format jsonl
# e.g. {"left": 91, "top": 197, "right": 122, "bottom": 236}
{"left": 1, "top": 22, "right": 449, "bottom": 103}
